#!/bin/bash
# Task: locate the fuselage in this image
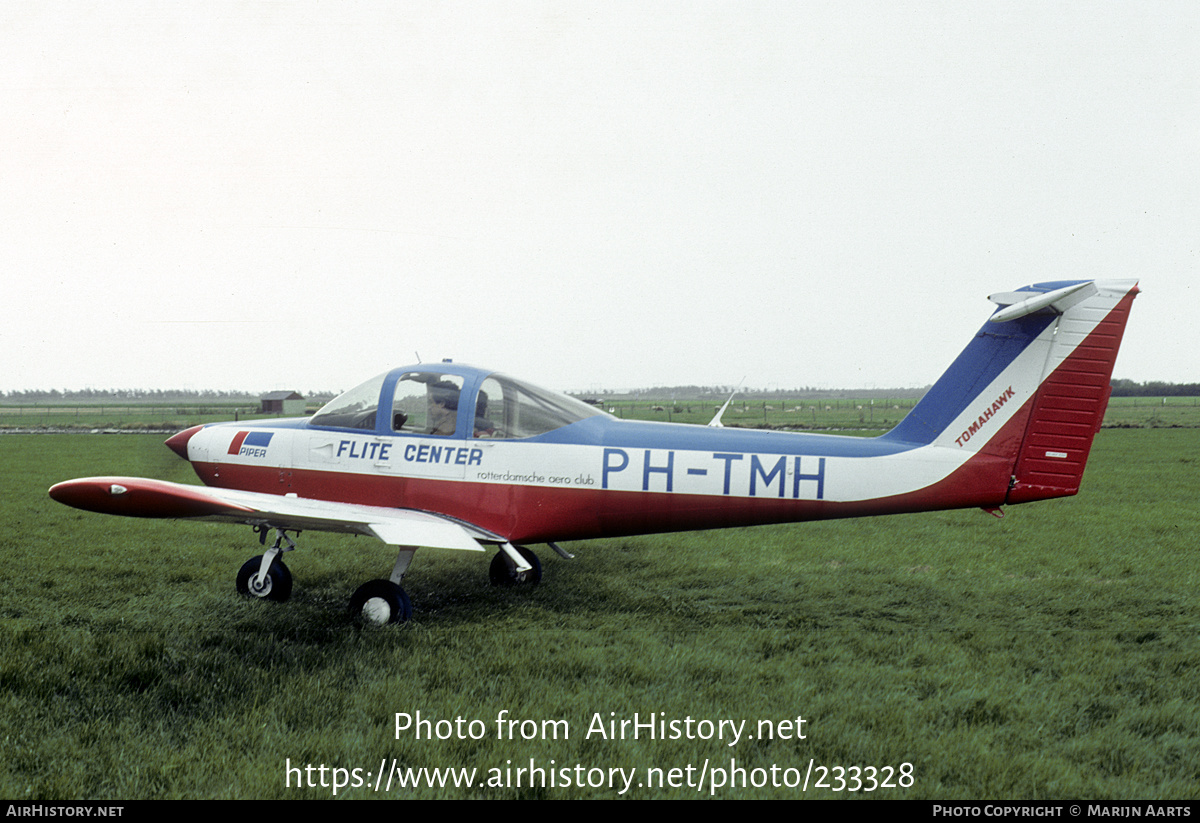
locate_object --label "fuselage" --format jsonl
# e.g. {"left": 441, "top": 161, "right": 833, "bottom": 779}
{"left": 170, "top": 362, "right": 1019, "bottom": 544}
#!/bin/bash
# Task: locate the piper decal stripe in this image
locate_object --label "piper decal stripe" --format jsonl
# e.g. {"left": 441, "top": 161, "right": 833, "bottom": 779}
{"left": 227, "top": 431, "right": 249, "bottom": 455}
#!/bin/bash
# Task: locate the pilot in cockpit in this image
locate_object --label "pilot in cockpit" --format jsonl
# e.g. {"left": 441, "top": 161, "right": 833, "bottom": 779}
{"left": 474, "top": 390, "right": 496, "bottom": 438}
{"left": 427, "top": 381, "right": 459, "bottom": 436}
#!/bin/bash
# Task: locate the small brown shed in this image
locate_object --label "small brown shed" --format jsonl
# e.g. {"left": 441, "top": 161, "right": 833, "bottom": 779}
{"left": 260, "top": 391, "right": 305, "bottom": 416}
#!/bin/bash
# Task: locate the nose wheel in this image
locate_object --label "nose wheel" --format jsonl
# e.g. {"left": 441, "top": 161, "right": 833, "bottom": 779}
{"left": 348, "top": 545, "right": 416, "bottom": 625}
{"left": 349, "top": 579, "right": 412, "bottom": 625}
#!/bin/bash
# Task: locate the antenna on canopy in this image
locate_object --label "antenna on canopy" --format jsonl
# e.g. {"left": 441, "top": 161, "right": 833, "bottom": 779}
{"left": 708, "top": 377, "right": 745, "bottom": 428}
{"left": 415, "top": 351, "right": 422, "bottom": 364}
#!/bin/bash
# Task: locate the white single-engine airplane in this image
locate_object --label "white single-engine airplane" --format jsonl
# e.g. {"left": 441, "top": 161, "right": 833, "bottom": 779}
{"left": 51, "top": 280, "right": 1139, "bottom": 624}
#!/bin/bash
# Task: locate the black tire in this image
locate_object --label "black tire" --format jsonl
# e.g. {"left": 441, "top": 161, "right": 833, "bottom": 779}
{"left": 236, "top": 555, "right": 293, "bottom": 602}
{"left": 349, "top": 579, "right": 411, "bottom": 625}
{"left": 489, "top": 546, "right": 542, "bottom": 587}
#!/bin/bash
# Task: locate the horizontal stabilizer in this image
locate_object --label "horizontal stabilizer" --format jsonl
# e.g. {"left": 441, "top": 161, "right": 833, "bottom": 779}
{"left": 987, "top": 282, "right": 1093, "bottom": 323}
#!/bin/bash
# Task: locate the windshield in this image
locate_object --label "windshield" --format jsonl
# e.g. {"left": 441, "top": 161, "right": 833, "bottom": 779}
{"left": 309, "top": 371, "right": 388, "bottom": 430}
{"left": 309, "top": 368, "right": 606, "bottom": 437}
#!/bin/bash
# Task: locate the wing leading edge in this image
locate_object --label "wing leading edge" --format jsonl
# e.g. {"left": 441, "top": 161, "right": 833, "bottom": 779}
{"left": 48, "top": 477, "right": 486, "bottom": 552}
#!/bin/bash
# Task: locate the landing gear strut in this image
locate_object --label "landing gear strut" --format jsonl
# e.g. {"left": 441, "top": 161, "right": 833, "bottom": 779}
{"left": 233, "top": 529, "right": 555, "bottom": 624}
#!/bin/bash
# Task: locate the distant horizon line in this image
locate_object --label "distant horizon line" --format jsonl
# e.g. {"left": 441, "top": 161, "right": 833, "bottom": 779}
{"left": 2, "top": 377, "right": 1198, "bottom": 402}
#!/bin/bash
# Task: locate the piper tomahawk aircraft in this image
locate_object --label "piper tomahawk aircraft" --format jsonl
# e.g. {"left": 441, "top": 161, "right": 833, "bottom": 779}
{"left": 50, "top": 279, "right": 1139, "bottom": 624}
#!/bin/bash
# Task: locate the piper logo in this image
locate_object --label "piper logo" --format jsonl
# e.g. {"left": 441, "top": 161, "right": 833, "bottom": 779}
{"left": 227, "top": 431, "right": 274, "bottom": 458}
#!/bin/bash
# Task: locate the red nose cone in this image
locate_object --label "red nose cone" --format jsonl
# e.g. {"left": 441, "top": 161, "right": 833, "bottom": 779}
{"left": 165, "top": 425, "right": 204, "bottom": 460}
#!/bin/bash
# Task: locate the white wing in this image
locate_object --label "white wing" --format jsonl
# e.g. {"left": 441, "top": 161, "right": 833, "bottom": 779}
{"left": 49, "top": 477, "right": 490, "bottom": 551}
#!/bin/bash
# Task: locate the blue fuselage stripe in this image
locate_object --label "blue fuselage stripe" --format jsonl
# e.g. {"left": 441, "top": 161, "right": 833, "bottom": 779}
{"left": 531, "top": 416, "right": 911, "bottom": 458}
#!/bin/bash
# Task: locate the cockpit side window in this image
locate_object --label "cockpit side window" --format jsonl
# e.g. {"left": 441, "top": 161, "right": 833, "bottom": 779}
{"left": 391, "top": 373, "right": 464, "bottom": 436}
{"left": 475, "top": 375, "right": 605, "bottom": 439}
{"left": 310, "top": 372, "right": 387, "bottom": 430}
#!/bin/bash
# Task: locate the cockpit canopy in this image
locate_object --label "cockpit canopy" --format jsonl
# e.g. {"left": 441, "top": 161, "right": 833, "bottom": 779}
{"left": 310, "top": 366, "right": 607, "bottom": 439}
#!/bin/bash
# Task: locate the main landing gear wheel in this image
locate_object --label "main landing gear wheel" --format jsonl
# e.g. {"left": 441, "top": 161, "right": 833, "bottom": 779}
{"left": 349, "top": 579, "right": 412, "bottom": 625}
{"left": 236, "top": 555, "right": 293, "bottom": 602}
{"left": 490, "top": 546, "right": 542, "bottom": 587}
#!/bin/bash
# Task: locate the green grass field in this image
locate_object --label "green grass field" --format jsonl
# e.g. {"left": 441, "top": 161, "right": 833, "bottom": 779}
{"left": 1, "top": 429, "right": 1197, "bottom": 799}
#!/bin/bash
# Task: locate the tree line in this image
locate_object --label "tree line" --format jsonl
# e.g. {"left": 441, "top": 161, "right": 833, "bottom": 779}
{"left": 3, "top": 380, "right": 1197, "bottom": 404}
{"left": 1, "top": 388, "right": 263, "bottom": 403}
{"left": 1109, "top": 379, "right": 1200, "bottom": 397}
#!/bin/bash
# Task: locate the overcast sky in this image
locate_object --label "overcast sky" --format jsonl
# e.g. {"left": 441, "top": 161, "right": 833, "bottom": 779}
{"left": 2, "top": 2, "right": 1196, "bottom": 395}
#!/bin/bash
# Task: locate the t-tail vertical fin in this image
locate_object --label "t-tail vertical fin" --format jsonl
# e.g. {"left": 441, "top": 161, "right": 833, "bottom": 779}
{"left": 881, "top": 279, "right": 1139, "bottom": 505}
